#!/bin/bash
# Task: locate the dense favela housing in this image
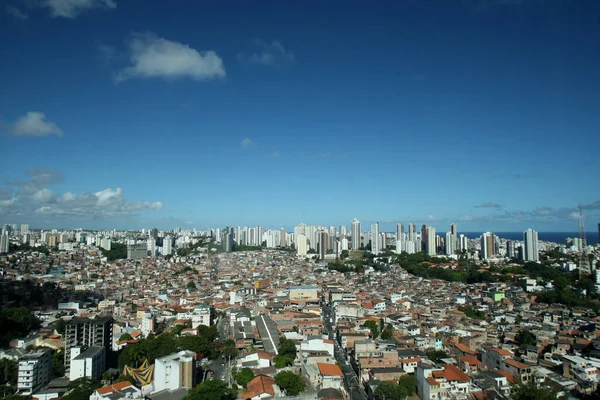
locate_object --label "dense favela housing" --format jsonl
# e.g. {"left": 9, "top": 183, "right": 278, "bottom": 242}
{"left": 0, "top": 221, "right": 600, "bottom": 400}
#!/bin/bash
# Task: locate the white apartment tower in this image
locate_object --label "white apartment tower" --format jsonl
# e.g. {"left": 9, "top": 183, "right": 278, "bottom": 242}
{"left": 351, "top": 219, "right": 361, "bottom": 250}
{"left": 523, "top": 229, "right": 539, "bottom": 262}
{"left": 426, "top": 226, "right": 436, "bottom": 256}
{"left": 297, "top": 234, "right": 308, "bottom": 256}
{"left": 371, "top": 222, "right": 380, "bottom": 255}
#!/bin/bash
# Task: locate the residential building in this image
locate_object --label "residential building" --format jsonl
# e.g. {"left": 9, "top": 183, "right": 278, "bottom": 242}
{"left": 481, "top": 232, "right": 496, "bottom": 260}
{"left": 64, "top": 317, "right": 113, "bottom": 370}
{"left": 70, "top": 346, "right": 106, "bottom": 381}
{"left": 127, "top": 243, "right": 147, "bottom": 260}
{"left": 296, "top": 234, "right": 308, "bottom": 256}
{"left": 18, "top": 349, "right": 51, "bottom": 395}
{"left": 154, "top": 350, "right": 196, "bottom": 393}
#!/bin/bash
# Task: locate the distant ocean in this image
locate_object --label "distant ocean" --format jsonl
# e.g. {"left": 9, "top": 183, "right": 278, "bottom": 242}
{"left": 462, "top": 232, "right": 599, "bottom": 244}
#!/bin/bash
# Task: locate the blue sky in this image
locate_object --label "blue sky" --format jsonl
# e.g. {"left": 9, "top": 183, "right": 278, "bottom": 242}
{"left": 1, "top": 0, "right": 599, "bottom": 232}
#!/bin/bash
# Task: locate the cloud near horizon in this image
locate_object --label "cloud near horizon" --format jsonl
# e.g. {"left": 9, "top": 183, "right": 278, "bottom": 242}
{"left": 0, "top": 169, "right": 163, "bottom": 222}
{"left": 114, "top": 32, "right": 225, "bottom": 82}
{"left": 474, "top": 202, "right": 503, "bottom": 209}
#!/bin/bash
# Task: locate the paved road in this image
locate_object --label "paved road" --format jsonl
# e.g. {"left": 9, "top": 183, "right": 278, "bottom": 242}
{"left": 322, "top": 304, "right": 368, "bottom": 400}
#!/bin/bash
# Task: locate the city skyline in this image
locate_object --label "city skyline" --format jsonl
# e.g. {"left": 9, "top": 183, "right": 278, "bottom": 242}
{"left": 1, "top": 1, "right": 600, "bottom": 230}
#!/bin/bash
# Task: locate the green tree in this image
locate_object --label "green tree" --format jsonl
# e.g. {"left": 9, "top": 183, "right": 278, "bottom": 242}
{"left": 362, "top": 320, "right": 380, "bottom": 338}
{"left": 0, "top": 358, "right": 17, "bottom": 387}
{"left": 426, "top": 350, "right": 449, "bottom": 362}
{"left": 381, "top": 324, "right": 395, "bottom": 340}
{"left": 274, "top": 338, "right": 297, "bottom": 368}
{"left": 222, "top": 339, "right": 238, "bottom": 359}
{"left": 374, "top": 381, "right": 408, "bottom": 400}
{"left": 62, "top": 377, "right": 101, "bottom": 400}
{"left": 184, "top": 379, "right": 236, "bottom": 400}
{"left": 0, "top": 307, "right": 41, "bottom": 347}
{"left": 398, "top": 374, "right": 417, "bottom": 395}
{"left": 187, "top": 281, "right": 196, "bottom": 290}
{"left": 275, "top": 371, "right": 306, "bottom": 396}
{"left": 235, "top": 367, "right": 254, "bottom": 389}
{"left": 511, "top": 380, "right": 558, "bottom": 400}
{"left": 51, "top": 350, "right": 65, "bottom": 379}
{"left": 55, "top": 318, "right": 66, "bottom": 335}
{"left": 516, "top": 329, "right": 537, "bottom": 350}
{"left": 119, "top": 333, "right": 133, "bottom": 341}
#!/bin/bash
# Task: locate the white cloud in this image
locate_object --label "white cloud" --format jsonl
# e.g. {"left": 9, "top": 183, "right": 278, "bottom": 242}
{"left": 11, "top": 112, "right": 64, "bottom": 137}
{"left": 45, "top": 0, "right": 116, "bottom": 19}
{"left": 474, "top": 202, "right": 503, "bottom": 209}
{"left": 427, "top": 215, "right": 436, "bottom": 222}
{"left": 272, "top": 151, "right": 280, "bottom": 157}
{"left": 0, "top": 170, "right": 163, "bottom": 220}
{"left": 6, "top": 5, "right": 28, "bottom": 20}
{"left": 31, "top": 188, "right": 55, "bottom": 203}
{"left": 238, "top": 39, "right": 295, "bottom": 66}
{"left": 241, "top": 138, "right": 252, "bottom": 148}
{"left": 115, "top": 32, "right": 225, "bottom": 82}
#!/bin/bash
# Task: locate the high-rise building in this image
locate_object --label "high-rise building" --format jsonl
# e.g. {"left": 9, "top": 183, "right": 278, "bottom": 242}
{"left": 64, "top": 317, "right": 112, "bottom": 370}
{"left": 408, "top": 223, "right": 416, "bottom": 242}
{"left": 280, "top": 228, "right": 286, "bottom": 247}
{"left": 481, "top": 232, "right": 496, "bottom": 260}
{"left": 426, "top": 226, "right": 436, "bottom": 256}
{"left": 318, "top": 231, "right": 329, "bottom": 260}
{"left": 421, "top": 225, "right": 428, "bottom": 252}
{"left": 20, "top": 224, "right": 29, "bottom": 234}
{"left": 163, "top": 235, "right": 173, "bottom": 255}
{"left": 396, "top": 223, "right": 404, "bottom": 241}
{"left": 351, "top": 219, "right": 361, "bottom": 250}
{"left": 127, "top": 243, "right": 147, "bottom": 259}
{"left": 459, "top": 234, "right": 468, "bottom": 253}
{"left": 296, "top": 234, "right": 308, "bottom": 256}
{"left": 445, "top": 232, "right": 454, "bottom": 255}
{"left": 450, "top": 223, "right": 457, "bottom": 236}
{"left": 0, "top": 232, "right": 8, "bottom": 253}
{"left": 371, "top": 222, "right": 380, "bottom": 255}
{"left": 506, "top": 240, "right": 516, "bottom": 259}
{"left": 523, "top": 229, "right": 539, "bottom": 262}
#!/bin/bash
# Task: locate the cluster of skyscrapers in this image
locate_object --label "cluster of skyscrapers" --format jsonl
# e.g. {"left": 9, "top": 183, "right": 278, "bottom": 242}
{"left": 1, "top": 220, "right": 542, "bottom": 262}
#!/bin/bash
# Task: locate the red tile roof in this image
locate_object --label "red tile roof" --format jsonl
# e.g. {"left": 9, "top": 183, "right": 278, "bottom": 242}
{"left": 95, "top": 381, "right": 133, "bottom": 396}
{"left": 243, "top": 375, "right": 275, "bottom": 399}
{"left": 318, "top": 363, "right": 344, "bottom": 377}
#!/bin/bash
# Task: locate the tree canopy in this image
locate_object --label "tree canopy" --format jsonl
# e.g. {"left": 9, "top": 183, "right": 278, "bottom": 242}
{"left": 235, "top": 368, "right": 255, "bottom": 389}
{"left": 362, "top": 320, "right": 380, "bottom": 338}
{"left": 183, "top": 379, "right": 236, "bottom": 400}
{"left": 275, "top": 371, "right": 306, "bottom": 396}
{"left": 374, "top": 381, "right": 408, "bottom": 400}
{"left": 62, "top": 377, "right": 101, "bottom": 400}
{"left": 511, "top": 380, "right": 558, "bottom": 400}
{"left": 274, "top": 338, "right": 297, "bottom": 368}
{"left": 0, "top": 307, "right": 41, "bottom": 348}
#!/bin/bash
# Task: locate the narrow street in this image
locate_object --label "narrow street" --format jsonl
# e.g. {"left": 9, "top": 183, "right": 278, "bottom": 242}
{"left": 322, "top": 304, "right": 368, "bottom": 400}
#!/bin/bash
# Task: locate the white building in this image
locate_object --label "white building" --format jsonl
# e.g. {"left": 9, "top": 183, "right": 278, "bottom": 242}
{"left": 371, "top": 222, "right": 380, "bottom": 255}
{"left": 163, "top": 236, "right": 172, "bottom": 256}
{"left": 523, "top": 229, "right": 539, "bottom": 262}
{"left": 351, "top": 218, "right": 361, "bottom": 250}
{"left": 18, "top": 349, "right": 51, "bottom": 395}
{"left": 153, "top": 350, "right": 196, "bottom": 393}
{"left": 0, "top": 232, "right": 9, "bottom": 253}
{"left": 296, "top": 234, "right": 308, "bottom": 256}
{"left": 69, "top": 346, "right": 106, "bottom": 381}
{"left": 426, "top": 226, "right": 436, "bottom": 256}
